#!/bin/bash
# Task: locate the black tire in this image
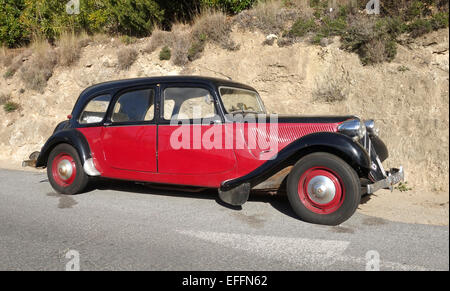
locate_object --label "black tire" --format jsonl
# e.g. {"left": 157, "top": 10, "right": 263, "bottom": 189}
{"left": 286, "top": 152, "right": 361, "bottom": 225}
{"left": 47, "top": 144, "right": 89, "bottom": 195}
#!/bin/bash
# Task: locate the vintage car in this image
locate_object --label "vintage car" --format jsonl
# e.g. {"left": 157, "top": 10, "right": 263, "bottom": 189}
{"left": 24, "top": 76, "right": 404, "bottom": 225}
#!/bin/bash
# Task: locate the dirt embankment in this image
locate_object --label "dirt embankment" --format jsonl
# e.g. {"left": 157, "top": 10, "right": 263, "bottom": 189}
{"left": 0, "top": 28, "right": 448, "bottom": 225}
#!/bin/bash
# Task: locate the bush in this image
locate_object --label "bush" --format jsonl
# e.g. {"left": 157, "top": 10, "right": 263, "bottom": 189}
{"left": 201, "top": 0, "right": 256, "bottom": 14}
{"left": 106, "top": 0, "right": 164, "bottom": 36}
{"left": 3, "top": 100, "right": 19, "bottom": 112}
{"left": 3, "top": 49, "right": 31, "bottom": 79}
{"left": 287, "top": 17, "right": 316, "bottom": 37}
{"left": 159, "top": 46, "right": 171, "bottom": 60}
{"left": 340, "top": 15, "right": 398, "bottom": 65}
{"left": 117, "top": 47, "right": 138, "bottom": 69}
{"left": 144, "top": 28, "right": 173, "bottom": 53}
{"left": 19, "top": 40, "right": 56, "bottom": 91}
{"left": 0, "top": 92, "right": 10, "bottom": 105}
{"left": 0, "top": 0, "right": 28, "bottom": 47}
{"left": 192, "top": 10, "right": 236, "bottom": 50}
{"left": 57, "top": 31, "right": 83, "bottom": 66}
{"left": 313, "top": 72, "right": 348, "bottom": 103}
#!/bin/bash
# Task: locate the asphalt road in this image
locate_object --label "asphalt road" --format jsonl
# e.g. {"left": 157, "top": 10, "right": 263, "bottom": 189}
{"left": 0, "top": 168, "right": 448, "bottom": 271}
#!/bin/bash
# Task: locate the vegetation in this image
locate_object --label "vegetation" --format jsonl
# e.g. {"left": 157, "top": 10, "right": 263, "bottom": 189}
{"left": 395, "top": 181, "right": 413, "bottom": 192}
{"left": 19, "top": 40, "right": 56, "bottom": 92}
{"left": 159, "top": 46, "right": 171, "bottom": 60}
{"left": 3, "top": 101, "right": 19, "bottom": 112}
{"left": 117, "top": 47, "right": 138, "bottom": 69}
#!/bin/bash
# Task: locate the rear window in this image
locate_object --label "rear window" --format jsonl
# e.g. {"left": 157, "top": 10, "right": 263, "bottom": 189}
{"left": 79, "top": 95, "right": 111, "bottom": 124}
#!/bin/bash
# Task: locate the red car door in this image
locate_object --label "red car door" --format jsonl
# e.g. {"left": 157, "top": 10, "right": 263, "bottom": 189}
{"left": 157, "top": 85, "right": 236, "bottom": 175}
{"left": 101, "top": 87, "right": 157, "bottom": 172}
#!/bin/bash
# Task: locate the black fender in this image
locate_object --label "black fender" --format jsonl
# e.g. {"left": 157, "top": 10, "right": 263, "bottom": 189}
{"left": 220, "top": 132, "right": 371, "bottom": 191}
{"left": 35, "top": 129, "right": 91, "bottom": 168}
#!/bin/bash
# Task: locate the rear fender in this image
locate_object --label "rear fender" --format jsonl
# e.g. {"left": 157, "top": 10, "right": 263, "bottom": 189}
{"left": 35, "top": 129, "right": 91, "bottom": 168}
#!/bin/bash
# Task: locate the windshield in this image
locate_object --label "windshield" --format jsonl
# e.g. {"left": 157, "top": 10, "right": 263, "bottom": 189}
{"left": 219, "top": 87, "right": 266, "bottom": 114}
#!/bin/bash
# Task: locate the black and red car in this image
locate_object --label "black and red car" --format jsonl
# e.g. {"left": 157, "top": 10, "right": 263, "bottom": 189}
{"left": 25, "top": 76, "right": 404, "bottom": 225}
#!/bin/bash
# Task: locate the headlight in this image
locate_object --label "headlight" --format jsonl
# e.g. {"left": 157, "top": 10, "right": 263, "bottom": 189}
{"left": 338, "top": 118, "right": 366, "bottom": 141}
{"left": 364, "top": 119, "right": 379, "bottom": 136}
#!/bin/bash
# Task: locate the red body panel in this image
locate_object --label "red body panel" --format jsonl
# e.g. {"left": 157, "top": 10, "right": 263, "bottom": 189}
{"left": 77, "top": 122, "right": 338, "bottom": 188}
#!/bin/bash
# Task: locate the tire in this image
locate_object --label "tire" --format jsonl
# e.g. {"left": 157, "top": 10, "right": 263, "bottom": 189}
{"left": 47, "top": 143, "right": 89, "bottom": 195}
{"left": 286, "top": 152, "right": 361, "bottom": 226}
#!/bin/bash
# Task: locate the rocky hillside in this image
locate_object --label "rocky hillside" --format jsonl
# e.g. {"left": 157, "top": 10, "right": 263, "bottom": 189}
{"left": 0, "top": 27, "right": 448, "bottom": 194}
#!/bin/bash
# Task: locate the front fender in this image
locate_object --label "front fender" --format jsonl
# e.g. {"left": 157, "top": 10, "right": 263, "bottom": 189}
{"left": 220, "top": 132, "right": 371, "bottom": 191}
{"left": 35, "top": 129, "right": 91, "bottom": 168}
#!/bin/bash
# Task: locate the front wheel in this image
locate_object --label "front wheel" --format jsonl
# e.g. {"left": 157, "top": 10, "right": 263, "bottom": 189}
{"left": 47, "top": 144, "right": 89, "bottom": 195}
{"left": 287, "top": 152, "right": 361, "bottom": 225}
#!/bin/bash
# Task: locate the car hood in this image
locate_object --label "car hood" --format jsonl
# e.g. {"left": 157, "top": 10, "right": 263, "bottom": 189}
{"left": 258, "top": 115, "right": 356, "bottom": 124}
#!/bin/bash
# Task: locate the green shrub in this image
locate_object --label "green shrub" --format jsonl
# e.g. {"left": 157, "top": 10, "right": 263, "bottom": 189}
{"left": 120, "top": 35, "right": 137, "bottom": 45}
{"left": 188, "top": 39, "right": 206, "bottom": 61}
{"left": 313, "top": 16, "right": 347, "bottom": 44}
{"left": 431, "top": 11, "right": 449, "bottom": 30}
{"left": 287, "top": 18, "right": 316, "bottom": 37}
{"left": 201, "top": 0, "right": 256, "bottom": 14}
{"left": 407, "top": 18, "right": 433, "bottom": 38}
{"left": 159, "top": 46, "right": 171, "bottom": 60}
{"left": 3, "top": 101, "right": 19, "bottom": 112}
{"left": 0, "top": 0, "right": 28, "bottom": 47}
{"left": 106, "top": 0, "right": 164, "bottom": 36}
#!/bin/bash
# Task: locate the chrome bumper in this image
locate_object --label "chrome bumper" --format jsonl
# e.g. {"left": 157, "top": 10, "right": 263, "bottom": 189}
{"left": 366, "top": 166, "right": 404, "bottom": 194}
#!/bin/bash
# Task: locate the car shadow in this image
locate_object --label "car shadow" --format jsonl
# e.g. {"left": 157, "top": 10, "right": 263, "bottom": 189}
{"left": 87, "top": 178, "right": 298, "bottom": 219}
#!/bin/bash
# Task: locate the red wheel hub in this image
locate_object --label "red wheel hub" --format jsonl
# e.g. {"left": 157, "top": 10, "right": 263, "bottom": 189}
{"left": 298, "top": 167, "right": 344, "bottom": 214}
{"left": 51, "top": 153, "right": 77, "bottom": 187}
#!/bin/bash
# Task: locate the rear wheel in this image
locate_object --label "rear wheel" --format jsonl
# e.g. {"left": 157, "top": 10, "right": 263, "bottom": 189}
{"left": 47, "top": 144, "right": 89, "bottom": 194}
{"left": 287, "top": 152, "right": 361, "bottom": 225}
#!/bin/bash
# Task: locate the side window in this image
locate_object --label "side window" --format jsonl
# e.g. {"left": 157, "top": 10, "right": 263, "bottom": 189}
{"left": 79, "top": 94, "right": 111, "bottom": 124}
{"left": 112, "top": 89, "right": 155, "bottom": 123}
{"left": 163, "top": 87, "right": 216, "bottom": 120}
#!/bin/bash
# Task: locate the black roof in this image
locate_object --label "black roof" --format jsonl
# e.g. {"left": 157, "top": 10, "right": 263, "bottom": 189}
{"left": 78, "top": 75, "right": 256, "bottom": 101}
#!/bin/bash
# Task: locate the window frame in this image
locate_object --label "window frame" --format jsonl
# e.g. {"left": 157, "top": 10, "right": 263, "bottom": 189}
{"left": 218, "top": 86, "right": 266, "bottom": 116}
{"left": 159, "top": 83, "right": 223, "bottom": 125}
{"left": 77, "top": 93, "right": 112, "bottom": 127}
{"left": 106, "top": 85, "right": 159, "bottom": 126}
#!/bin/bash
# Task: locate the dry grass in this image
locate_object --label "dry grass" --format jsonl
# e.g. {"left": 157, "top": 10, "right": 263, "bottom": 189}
{"left": 19, "top": 39, "right": 57, "bottom": 92}
{"left": 235, "top": 0, "right": 311, "bottom": 35}
{"left": 143, "top": 11, "right": 237, "bottom": 65}
{"left": 192, "top": 10, "right": 237, "bottom": 50}
{"left": 313, "top": 72, "right": 349, "bottom": 103}
{"left": 1, "top": 48, "right": 32, "bottom": 79}
{"left": 143, "top": 27, "right": 173, "bottom": 53}
{"left": 57, "top": 31, "right": 84, "bottom": 66}
{"left": 117, "top": 47, "right": 138, "bottom": 69}
{"left": 0, "top": 92, "right": 10, "bottom": 105}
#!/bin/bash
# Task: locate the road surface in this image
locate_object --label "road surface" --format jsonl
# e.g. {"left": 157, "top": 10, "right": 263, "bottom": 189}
{"left": 0, "top": 168, "right": 448, "bottom": 271}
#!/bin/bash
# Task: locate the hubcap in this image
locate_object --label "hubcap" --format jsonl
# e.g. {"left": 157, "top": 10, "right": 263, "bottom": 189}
{"left": 297, "top": 167, "right": 345, "bottom": 215}
{"left": 57, "top": 159, "right": 73, "bottom": 180}
{"left": 307, "top": 175, "right": 336, "bottom": 204}
{"left": 51, "top": 153, "right": 76, "bottom": 187}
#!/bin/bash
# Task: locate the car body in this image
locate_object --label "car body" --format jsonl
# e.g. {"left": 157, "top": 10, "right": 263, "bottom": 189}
{"left": 26, "top": 76, "right": 404, "bottom": 225}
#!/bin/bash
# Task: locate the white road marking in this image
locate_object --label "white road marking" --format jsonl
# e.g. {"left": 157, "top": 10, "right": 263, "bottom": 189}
{"left": 178, "top": 229, "right": 350, "bottom": 267}
{"left": 178, "top": 230, "right": 429, "bottom": 271}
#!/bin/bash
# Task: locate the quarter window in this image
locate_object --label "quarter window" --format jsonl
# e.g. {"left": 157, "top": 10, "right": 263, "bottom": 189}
{"left": 112, "top": 89, "right": 155, "bottom": 122}
{"left": 79, "top": 95, "right": 111, "bottom": 124}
